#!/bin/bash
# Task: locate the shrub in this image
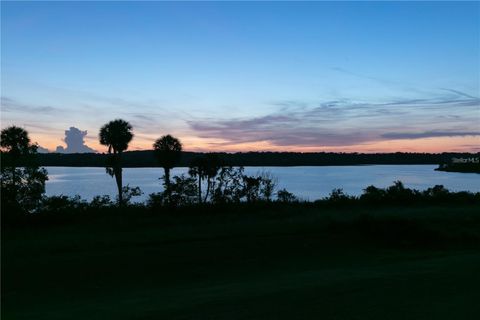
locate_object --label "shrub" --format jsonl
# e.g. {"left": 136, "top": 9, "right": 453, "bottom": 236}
{"left": 360, "top": 185, "right": 387, "bottom": 202}
{"left": 277, "top": 189, "right": 297, "bottom": 203}
{"left": 258, "top": 171, "right": 277, "bottom": 201}
{"left": 422, "top": 185, "right": 449, "bottom": 199}
{"left": 90, "top": 195, "right": 114, "bottom": 208}
{"left": 39, "top": 195, "right": 87, "bottom": 213}
{"left": 210, "top": 167, "right": 278, "bottom": 204}
{"left": 385, "top": 180, "right": 419, "bottom": 202}
{"left": 152, "top": 174, "right": 198, "bottom": 207}
{"left": 327, "top": 188, "right": 355, "bottom": 203}
{"left": 211, "top": 166, "right": 245, "bottom": 204}
{"left": 119, "top": 185, "right": 143, "bottom": 204}
{"left": 147, "top": 192, "right": 164, "bottom": 208}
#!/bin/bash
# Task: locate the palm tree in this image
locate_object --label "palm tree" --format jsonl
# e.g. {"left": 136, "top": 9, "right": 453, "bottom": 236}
{"left": 188, "top": 157, "right": 206, "bottom": 204}
{"left": 188, "top": 154, "right": 221, "bottom": 203}
{"left": 153, "top": 135, "right": 182, "bottom": 189}
{"left": 0, "top": 126, "right": 31, "bottom": 157}
{"left": 99, "top": 119, "right": 133, "bottom": 205}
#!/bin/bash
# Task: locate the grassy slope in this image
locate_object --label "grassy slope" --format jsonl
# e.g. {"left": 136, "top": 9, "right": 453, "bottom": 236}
{"left": 3, "top": 204, "right": 480, "bottom": 319}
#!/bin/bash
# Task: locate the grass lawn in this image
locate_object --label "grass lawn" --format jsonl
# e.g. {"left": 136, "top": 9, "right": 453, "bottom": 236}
{"left": 2, "top": 204, "right": 480, "bottom": 319}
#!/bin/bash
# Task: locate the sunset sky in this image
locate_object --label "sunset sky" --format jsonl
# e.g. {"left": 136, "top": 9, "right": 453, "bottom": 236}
{"left": 1, "top": 1, "right": 479, "bottom": 153}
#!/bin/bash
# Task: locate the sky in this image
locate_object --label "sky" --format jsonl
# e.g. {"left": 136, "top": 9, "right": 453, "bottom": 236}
{"left": 1, "top": 1, "right": 479, "bottom": 153}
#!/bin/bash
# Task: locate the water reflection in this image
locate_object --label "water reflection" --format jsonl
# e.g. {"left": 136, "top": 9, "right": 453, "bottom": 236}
{"left": 45, "top": 165, "right": 480, "bottom": 202}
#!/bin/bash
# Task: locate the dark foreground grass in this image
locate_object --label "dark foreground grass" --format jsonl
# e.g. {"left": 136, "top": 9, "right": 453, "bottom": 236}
{"left": 2, "top": 203, "right": 480, "bottom": 319}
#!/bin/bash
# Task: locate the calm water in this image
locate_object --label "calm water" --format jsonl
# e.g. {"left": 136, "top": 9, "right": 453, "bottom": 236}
{"left": 45, "top": 165, "right": 480, "bottom": 202}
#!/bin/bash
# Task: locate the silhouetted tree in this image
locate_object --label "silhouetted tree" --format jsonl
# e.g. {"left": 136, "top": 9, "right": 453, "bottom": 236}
{"left": 1, "top": 126, "right": 29, "bottom": 194}
{"left": 277, "top": 189, "right": 297, "bottom": 202}
{"left": 423, "top": 185, "right": 449, "bottom": 199}
{"left": 99, "top": 119, "right": 133, "bottom": 205}
{"left": 258, "top": 171, "right": 277, "bottom": 201}
{"left": 148, "top": 174, "right": 198, "bottom": 207}
{"left": 153, "top": 135, "right": 182, "bottom": 189}
{"left": 238, "top": 172, "right": 277, "bottom": 203}
{"left": 189, "top": 154, "right": 222, "bottom": 203}
{"left": 0, "top": 126, "right": 48, "bottom": 212}
{"left": 188, "top": 158, "right": 205, "bottom": 203}
{"left": 385, "top": 180, "right": 417, "bottom": 202}
{"left": 243, "top": 176, "right": 262, "bottom": 202}
{"left": 360, "top": 185, "right": 387, "bottom": 203}
{"left": 119, "top": 185, "right": 143, "bottom": 204}
{"left": 327, "top": 188, "right": 354, "bottom": 203}
{"left": 212, "top": 166, "right": 245, "bottom": 204}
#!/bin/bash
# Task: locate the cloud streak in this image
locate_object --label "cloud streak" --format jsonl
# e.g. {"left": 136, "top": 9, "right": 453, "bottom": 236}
{"left": 381, "top": 131, "right": 480, "bottom": 140}
{"left": 188, "top": 93, "right": 480, "bottom": 148}
{"left": 1, "top": 96, "right": 60, "bottom": 114}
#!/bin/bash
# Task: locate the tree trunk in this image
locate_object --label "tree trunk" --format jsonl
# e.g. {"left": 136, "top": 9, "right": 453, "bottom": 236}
{"left": 164, "top": 167, "right": 171, "bottom": 204}
{"left": 204, "top": 177, "right": 211, "bottom": 203}
{"left": 115, "top": 166, "right": 123, "bottom": 205}
{"left": 164, "top": 167, "right": 170, "bottom": 188}
{"left": 11, "top": 166, "right": 17, "bottom": 200}
{"left": 198, "top": 175, "right": 202, "bottom": 204}
{"left": 114, "top": 152, "right": 123, "bottom": 205}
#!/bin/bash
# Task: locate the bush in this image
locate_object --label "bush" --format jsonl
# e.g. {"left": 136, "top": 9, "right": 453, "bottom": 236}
{"left": 151, "top": 174, "right": 198, "bottom": 207}
{"left": 147, "top": 192, "right": 164, "bottom": 208}
{"left": 360, "top": 185, "right": 387, "bottom": 203}
{"left": 385, "top": 181, "right": 419, "bottom": 202}
{"left": 90, "top": 195, "right": 114, "bottom": 208}
{"left": 119, "top": 185, "right": 143, "bottom": 204}
{"left": 277, "top": 189, "right": 297, "bottom": 203}
{"left": 209, "top": 167, "right": 280, "bottom": 204}
{"left": 211, "top": 167, "right": 245, "bottom": 204}
{"left": 39, "top": 195, "right": 88, "bottom": 213}
{"left": 357, "top": 182, "right": 479, "bottom": 205}
{"left": 326, "top": 188, "right": 355, "bottom": 203}
{"left": 422, "top": 185, "right": 449, "bottom": 199}
{"left": 258, "top": 171, "right": 277, "bottom": 201}
{"left": 242, "top": 172, "right": 277, "bottom": 202}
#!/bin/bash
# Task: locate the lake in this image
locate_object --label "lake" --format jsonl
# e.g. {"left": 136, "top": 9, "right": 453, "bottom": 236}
{"left": 44, "top": 165, "right": 480, "bottom": 202}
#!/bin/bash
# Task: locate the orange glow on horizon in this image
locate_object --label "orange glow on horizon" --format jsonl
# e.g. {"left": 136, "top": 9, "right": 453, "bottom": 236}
{"left": 35, "top": 134, "right": 479, "bottom": 154}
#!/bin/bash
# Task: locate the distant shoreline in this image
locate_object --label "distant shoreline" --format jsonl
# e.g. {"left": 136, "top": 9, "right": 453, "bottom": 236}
{"left": 40, "top": 164, "right": 441, "bottom": 168}
{"left": 30, "top": 151, "right": 479, "bottom": 168}
{"left": 435, "top": 163, "right": 480, "bottom": 174}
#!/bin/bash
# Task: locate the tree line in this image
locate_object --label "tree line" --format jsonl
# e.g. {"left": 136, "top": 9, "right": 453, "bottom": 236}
{"left": 31, "top": 150, "right": 479, "bottom": 168}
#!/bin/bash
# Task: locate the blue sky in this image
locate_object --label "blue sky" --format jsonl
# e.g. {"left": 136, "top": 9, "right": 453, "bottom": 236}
{"left": 1, "top": 1, "right": 479, "bottom": 152}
